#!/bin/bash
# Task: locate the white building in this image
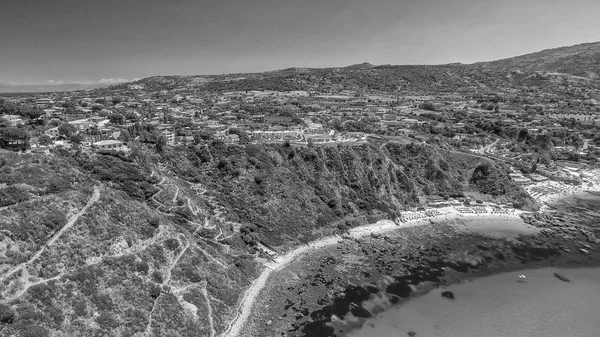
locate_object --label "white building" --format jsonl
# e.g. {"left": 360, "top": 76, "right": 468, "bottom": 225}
{"left": 2, "top": 114, "right": 23, "bottom": 126}
{"left": 93, "top": 140, "right": 125, "bottom": 151}
{"left": 45, "top": 127, "right": 60, "bottom": 138}
{"left": 161, "top": 130, "right": 175, "bottom": 145}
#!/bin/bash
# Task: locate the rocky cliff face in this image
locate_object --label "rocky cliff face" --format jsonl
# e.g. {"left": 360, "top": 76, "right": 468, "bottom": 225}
{"left": 0, "top": 142, "right": 532, "bottom": 336}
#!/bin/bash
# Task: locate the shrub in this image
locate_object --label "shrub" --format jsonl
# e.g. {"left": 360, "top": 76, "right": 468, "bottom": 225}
{"left": 241, "top": 231, "right": 259, "bottom": 247}
{"left": 96, "top": 312, "right": 119, "bottom": 330}
{"left": 45, "top": 178, "right": 71, "bottom": 194}
{"left": 164, "top": 238, "right": 179, "bottom": 251}
{"left": 42, "top": 210, "right": 67, "bottom": 231}
{"left": 0, "top": 303, "right": 15, "bottom": 324}
{"left": 151, "top": 271, "right": 163, "bottom": 284}
{"left": 0, "top": 186, "right": 28, "bottom": 207}
{"left": 47, "top": 306, "right": 64, "bottom": 325}
{"left": 148, "top": 216, "right": 160, "bottom": 228}
{"left": 149, "top": 284, "right": 161, "bottom": 299}
{"left": 136, "top": 261, "right": 149, "bottom": 275}
{"left": 73, "top": 300, "right": 87, "bottom": 317}
{"left": 337, "top": 222, "right": 349, "bottom": 232}
{"left": 91, "top": 293, "right": 114, "bottom": 311}
{"left": 20, "top": 325, "right": 49, "bottom": 337}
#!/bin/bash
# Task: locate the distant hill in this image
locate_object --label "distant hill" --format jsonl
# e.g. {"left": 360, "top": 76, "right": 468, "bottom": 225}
{"left": 96, "top": 41, "right": 600, "bottom": 95}
{"left": 471, "top": 41, "right": 600, "bottom": 78}
{"left": 344, "top": 62, "right": 375, "bottom": 70}
{"left": 7, "top": 41, "right": 600, "bottom": 94}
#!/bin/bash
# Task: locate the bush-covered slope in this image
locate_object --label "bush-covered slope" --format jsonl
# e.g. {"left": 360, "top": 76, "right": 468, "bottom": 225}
{"left": 472, "top": 41, "right": 600, "bottom": 78}
{"left": 162, "top": 141, "right": 533, "bottom": 247}
{"left": 0, "top": 150, "right": 256, "bottom": 337}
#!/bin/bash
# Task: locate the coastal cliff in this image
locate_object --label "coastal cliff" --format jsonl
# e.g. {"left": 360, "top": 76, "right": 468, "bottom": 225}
{"left": 0, "top": 142, "right": 534, "bottom": 336}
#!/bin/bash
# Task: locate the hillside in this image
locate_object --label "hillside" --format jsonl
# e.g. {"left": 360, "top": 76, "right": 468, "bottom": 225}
{"left": 471, "top": 41, "right": 600, "bottom": 78}
{"left": 155, "top": 141, "right": 535, "bottom": 247}
{"left": 0, "top": 150, "right": 257, "bottom": 337}
{"left": 5, "top": 41, "right": 600, "bottom": 95}
{"left": 93, "top": 41, "right": 600, "bottom": 95}
{"left": 0, "top": 141, "right": 533, "bottom": 336}
{"left": 344, "top": 62, "right": 375, "bottom": 70}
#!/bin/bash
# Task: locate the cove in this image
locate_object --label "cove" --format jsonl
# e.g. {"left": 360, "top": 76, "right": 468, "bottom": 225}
{"left": 348, "top": 267, "right": 600, "bottom": 337}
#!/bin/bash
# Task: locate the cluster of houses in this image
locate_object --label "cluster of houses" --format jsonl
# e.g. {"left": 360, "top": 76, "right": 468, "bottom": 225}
{"left": 1, "top": 79, "right": 599, "bottom": 155}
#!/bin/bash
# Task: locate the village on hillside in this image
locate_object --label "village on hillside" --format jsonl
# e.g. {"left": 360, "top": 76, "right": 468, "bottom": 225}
{"left": 2, "top": 72, "right": 600, "bottom": 194}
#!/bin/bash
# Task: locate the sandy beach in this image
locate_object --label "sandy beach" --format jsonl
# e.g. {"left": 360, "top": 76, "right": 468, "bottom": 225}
{"left": 222, "top": 203, "right": 529, "bottom": 337}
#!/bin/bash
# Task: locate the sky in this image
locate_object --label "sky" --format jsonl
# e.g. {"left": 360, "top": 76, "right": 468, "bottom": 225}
{"left": 1, "top": 0, "right": 599, "bottom": 85}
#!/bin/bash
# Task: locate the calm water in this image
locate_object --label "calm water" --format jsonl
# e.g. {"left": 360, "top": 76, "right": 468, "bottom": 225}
{"left": 349, "top": 267, "right": 600, "bottom": 337}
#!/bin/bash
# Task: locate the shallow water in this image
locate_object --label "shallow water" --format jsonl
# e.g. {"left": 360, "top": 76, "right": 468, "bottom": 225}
{"left": 451, "top": 215, "right": 541, "bottom": 238}
{"left": 349, "top": 267, "right": 600, "bottom": 337}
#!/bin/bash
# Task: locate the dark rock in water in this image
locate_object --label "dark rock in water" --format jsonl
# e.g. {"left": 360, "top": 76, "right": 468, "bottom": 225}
{"left": 386, "top": 282, "right": 412, "bottom": 298}
{"left": 441, "top": 291, "right": 454, "bottom": 299}
{"left": 407, "top": 331, "right": 417, "bottom": 337}
{"left": 553, "top": 273, "right": 571, "bottom": 282}
{"left": 350, "top": 304, "right": 372, "bottom": 318}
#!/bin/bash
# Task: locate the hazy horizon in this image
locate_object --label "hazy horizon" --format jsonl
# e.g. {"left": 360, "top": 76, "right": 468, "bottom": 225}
{"left": 2, "top": 0, "right": 600, "bottom": 86}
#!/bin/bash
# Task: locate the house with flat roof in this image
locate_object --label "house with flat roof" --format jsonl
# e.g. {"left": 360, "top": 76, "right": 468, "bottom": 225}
{"left": 93, "top": 140, "right": 125, "bottom": 151}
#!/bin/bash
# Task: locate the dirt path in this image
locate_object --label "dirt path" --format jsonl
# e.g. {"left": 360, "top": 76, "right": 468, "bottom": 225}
{"left": 172, "top": 184, "right": 180, "bottom": 203}
{"left": 1, "top": 186, "right": 101, "bottom": 283}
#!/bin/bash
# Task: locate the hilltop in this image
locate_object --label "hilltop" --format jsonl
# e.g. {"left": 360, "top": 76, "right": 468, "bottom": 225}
{"left": 344, "top": 62, "right": 376, "bottom": 70}
{"left": 1, "top": 41, "right": 591, "bottom": 95}
{"left": 471, "top": 41, "right": 600, "bottom": 78}
{"left": 92, "top": 41, "right": 600, "bottom": 96}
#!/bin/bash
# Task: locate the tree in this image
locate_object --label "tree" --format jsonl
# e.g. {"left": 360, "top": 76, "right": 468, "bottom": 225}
{"left": 124, "top": 112, "right": 138, "bottom": 122}
{"left": 156, "top": 135, "right": 167, "bottom": 153}
{"left": 118, "top": 130, "right": 131, "bottom": 142}
{"left": 22, "top": 108, "right": 44, "bottom": 120}
{"left": 89, "top": 124, "right": 99, "bottom": 135}
{"left": 48, "top": 119, "right": 61, "bottom": 128}
{"left": 58, "top": 123, "right": 77, "bottom": 139}
{"left": 419, "top": 102, "right": 437, "bottom": 111}
{"left": 0, "top": 127, "right": 29, "bottom": 151}
{"left": 37, "top": 134, "right": 53, "bottom": 146}
{"left": 108, "top": 114, "right": 125, "bottom": 125}
{"left": 70, "top": 134, "right": 83, "bottom": 144}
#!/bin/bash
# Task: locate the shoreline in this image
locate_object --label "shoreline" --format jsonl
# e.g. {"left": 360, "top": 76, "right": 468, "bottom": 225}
{"left": 222, "top": 205, "right": 526, "bottom": 337}
{"left": 525, "top": 176, "right": 600, "bottom": 212}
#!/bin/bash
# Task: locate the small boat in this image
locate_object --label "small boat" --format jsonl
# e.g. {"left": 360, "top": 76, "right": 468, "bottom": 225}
{"left": 517, "top": 274, "right": 527, "bottom": 283}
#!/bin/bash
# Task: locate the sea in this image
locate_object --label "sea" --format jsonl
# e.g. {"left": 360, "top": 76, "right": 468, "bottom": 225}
{"left": 349, "top": 192, "right": 600, "bottom": 337}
